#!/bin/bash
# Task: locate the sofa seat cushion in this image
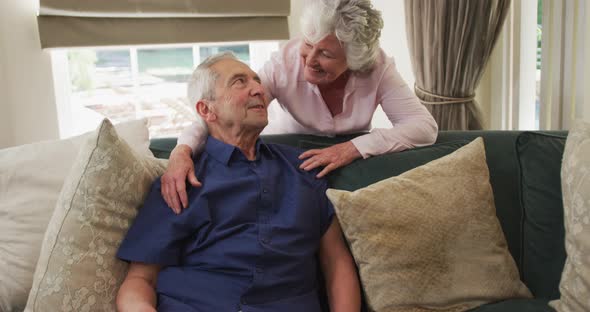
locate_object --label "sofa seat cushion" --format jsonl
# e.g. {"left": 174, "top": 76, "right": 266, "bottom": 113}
{"left": 471, "top": 299, "right": 554, "bottom": 312}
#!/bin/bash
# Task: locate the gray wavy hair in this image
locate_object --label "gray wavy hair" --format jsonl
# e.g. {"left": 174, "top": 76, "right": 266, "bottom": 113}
{"left": 300, "top": 0, "right": 384, "bottom": 73}
{"left": 186, "top": 51, "right": 238, "bottom": 130}
{"left": 187, "top": 51, "right": 237, "bottom": 110}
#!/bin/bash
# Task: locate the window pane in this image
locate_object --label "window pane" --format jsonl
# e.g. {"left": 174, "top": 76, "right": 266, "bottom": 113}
{"left": 68, "top": 49, "right": 137, "bottom": 124}
{"left": 535, "top": 0, "right": 543, "bottom": 129}
{"left": 68, "top": 49, "right": 133, "bottom": 91}
{"left": 200, "top": 45, "right": 250, "bottom": 65}
{"left": 138, "top": 47, "right": 194, "bottom": 85}
{"left": 61, "top": 42, "right": 279, "bottom": 139}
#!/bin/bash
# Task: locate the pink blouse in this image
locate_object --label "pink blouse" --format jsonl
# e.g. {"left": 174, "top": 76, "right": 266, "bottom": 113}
{"left": 178, "top": 38, "right": 438, "bottom": 158}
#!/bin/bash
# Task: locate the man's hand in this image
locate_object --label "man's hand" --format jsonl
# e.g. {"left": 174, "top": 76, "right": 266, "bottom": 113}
{"left": 298, "top": 141, "right": 362, "bottom": 178}
{"left": 161, "top": 144, "right": 201, "bottom": 214}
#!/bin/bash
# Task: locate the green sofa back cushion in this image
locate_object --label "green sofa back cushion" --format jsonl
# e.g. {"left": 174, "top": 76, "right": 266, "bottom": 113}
{"left": 516, "top": 132, "right": 567, "bottom": 300}
{"left": 299, "top": 140, "right": 469, "bottom": 191}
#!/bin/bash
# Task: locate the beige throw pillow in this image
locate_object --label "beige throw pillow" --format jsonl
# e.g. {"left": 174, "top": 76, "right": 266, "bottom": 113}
{"left": 550, "top": 120, "right": 590, "bottom": 311}
{"left": 24, "top": 119, "right": 166, "bottom": 312}
{"left": 0, "top": 118, "right": 152, "bottom": 312}
{"left": 326, "top": 138, "right": 532, "bottom": 312}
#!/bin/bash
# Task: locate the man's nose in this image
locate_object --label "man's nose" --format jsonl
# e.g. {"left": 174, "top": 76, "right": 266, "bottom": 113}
{"left": 250, "top": 81, "right": 265, "bottom": 98}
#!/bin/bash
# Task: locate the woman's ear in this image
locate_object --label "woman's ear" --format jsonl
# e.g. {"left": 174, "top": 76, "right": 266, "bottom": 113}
{"left": 196, "top": 100, "right": 217, "bottom": 122}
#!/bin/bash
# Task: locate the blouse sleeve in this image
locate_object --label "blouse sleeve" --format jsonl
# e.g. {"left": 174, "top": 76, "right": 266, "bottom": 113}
{"left": 350, "top": 60, "right": 438, "bottom": 158}
{"left": 176, "top": 119, "right": 209, "bottom": 155}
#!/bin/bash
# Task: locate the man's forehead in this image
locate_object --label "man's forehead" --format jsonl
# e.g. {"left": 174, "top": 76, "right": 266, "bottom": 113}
{"left": 212, "top": 59, "right": 254, "bottom": 79}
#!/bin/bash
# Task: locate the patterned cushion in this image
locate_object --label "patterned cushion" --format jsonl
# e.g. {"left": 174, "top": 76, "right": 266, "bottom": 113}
{"left": 24, "top": 119, "right": 166, "bottom": 311}
{"left": 0, "top": 118, "right": 152, "bottom": 312}
{"left": 326, "top": 138, "right": 532, "bottom": 312}
{"left": 550, "top": 120, "right": 590, "bottom": 311}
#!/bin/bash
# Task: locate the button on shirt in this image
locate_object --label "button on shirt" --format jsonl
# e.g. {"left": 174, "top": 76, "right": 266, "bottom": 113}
{"left": 117, "top": 136, "right": 335, "bottom": 312}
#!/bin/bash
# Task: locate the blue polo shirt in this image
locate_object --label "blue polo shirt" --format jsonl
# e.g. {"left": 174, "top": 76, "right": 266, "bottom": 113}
{"left": 117, "top": 136, "right": 335, "bottom": 312}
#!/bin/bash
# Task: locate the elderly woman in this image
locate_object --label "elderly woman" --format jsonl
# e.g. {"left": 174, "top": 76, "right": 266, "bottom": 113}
{"left": 162, "top": 0, "right": 438, "bottom": 212}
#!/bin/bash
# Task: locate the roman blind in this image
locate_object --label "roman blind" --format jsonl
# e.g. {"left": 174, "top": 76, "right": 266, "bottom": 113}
{"left": 38, "top": 0, "right": 290, "bottom": 48}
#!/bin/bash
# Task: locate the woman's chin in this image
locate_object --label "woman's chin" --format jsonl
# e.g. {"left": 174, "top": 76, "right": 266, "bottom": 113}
{"left": 304, "top": 70, "right": 328, "bottom": 85}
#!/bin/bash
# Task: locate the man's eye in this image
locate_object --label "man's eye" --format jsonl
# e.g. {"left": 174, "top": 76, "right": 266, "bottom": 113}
{"left": 233, "top": 78, "right": 245, "bottom": 85}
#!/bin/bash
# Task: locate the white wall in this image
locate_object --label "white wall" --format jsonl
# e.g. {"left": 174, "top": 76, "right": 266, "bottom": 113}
{"left": 0, "top": 0, "right": 59, "bottom": 149}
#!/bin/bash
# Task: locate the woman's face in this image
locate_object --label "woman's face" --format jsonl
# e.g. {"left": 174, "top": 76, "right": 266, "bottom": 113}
{"left": 300, "top": 33, "right": 348, "bottom": 85}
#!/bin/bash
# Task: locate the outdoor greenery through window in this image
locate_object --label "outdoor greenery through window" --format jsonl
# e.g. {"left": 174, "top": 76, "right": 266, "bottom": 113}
{"left": 64, "top": 42, "right": 279, "bottom": 138}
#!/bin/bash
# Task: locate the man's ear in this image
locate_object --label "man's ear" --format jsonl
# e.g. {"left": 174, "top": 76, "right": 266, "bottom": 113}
{"left": 196, "top": 100, "right": 217, "bottom": 122}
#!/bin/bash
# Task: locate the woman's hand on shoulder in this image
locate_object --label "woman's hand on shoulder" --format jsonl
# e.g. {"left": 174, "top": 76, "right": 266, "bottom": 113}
{"left": 298, "top": 141, "right": 362, "bottom": 178}
{"left": 161, "top": 144, "right": 201, "bottom": 214}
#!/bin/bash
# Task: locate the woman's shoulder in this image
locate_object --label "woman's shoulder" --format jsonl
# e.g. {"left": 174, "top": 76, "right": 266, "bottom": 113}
{"left": 371, "top": 47, "right": 396, "bottom": 74}
{"left": 353, "top": 47, "right": 397, "bottom": 83}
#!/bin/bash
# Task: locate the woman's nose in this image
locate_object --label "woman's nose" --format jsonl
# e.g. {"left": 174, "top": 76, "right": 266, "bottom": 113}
{"left": 306, "top": 51, "right": 319, "bottom": 66}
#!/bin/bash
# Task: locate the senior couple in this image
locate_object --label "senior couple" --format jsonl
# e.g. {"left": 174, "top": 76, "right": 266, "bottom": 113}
{"left": 116, "top": 0, "right": 437, "bottom": 311}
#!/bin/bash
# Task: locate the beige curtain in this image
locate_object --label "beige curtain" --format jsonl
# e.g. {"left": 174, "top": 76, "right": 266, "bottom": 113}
{"left": 38, "top": 0, "right": 290, "bottom": 48}
{"left": 539, "top": 0, "right": 587, "bottom": 130}
{"left": 405, "top": 0, "right": 511, "bottom": 130}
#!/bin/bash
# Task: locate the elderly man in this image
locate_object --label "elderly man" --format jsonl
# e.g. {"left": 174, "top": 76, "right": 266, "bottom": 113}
{"left": 116, "top": 52, "right": 361, "bottom": 312}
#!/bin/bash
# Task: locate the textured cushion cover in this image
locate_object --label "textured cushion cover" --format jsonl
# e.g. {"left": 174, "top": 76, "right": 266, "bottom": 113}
{"left": 550, "top": 120, "right": 590, "bottom": 311}
{"left": 326, "top": 138, "right": 532, "bottom": 312}
{"left": 0, "top": 119, "right": 152, "bottom": 312}
{"left": 24, "top": 119, "right": 166, "bottom": 312}
{"left": 516, "top": 132, "right": 567, "bottom": 299}
{"left": 472, "top": 298, "right": 554, "bottom": 312}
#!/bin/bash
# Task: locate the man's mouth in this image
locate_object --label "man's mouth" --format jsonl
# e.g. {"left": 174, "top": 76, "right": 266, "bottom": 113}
{"left": 247, "top": 104, "right": 265, "bottom": 110}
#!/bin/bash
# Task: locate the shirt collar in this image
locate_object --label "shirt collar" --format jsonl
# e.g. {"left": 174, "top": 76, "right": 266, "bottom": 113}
{"left": 204, "top": 135, "right": 274, "bottom": 166}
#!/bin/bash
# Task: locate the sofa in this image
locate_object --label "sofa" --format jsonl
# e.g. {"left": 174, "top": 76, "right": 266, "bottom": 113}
{"left": 1, "top": 120, "right": 577, "bottom": 311}
{"left": 149, "top": 130, "right": 569, "bottom": 312}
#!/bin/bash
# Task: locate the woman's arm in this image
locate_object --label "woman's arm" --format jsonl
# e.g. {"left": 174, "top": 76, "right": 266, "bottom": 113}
{"left": 117, "top": 262, "right": 160, "bottom": 312}
{"left": 319, "top": 218, "right": 361, "bottom": 312}
{"left": 161, "top": 121, "right": 207, "bottom": 213}
{"left": 351, "top": 60, "right": 438, "bottom": 159}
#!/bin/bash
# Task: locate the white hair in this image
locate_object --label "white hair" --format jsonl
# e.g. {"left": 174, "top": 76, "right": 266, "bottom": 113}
{"left": 186, "top": 51, "right": 238, "bottom": 119}
{"left": 300, "top": 0, "right": 383, "bottom": 72}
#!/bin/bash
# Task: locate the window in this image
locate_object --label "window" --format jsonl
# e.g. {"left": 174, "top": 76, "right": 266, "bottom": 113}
{"left": 488, "top": 0, "right": 541, "bottom": 130}
{"left": 535, "top": 0, "right": 543, "bottom": 129}
{"left": 52, "top": 42, "right": 280, "bottom": 139}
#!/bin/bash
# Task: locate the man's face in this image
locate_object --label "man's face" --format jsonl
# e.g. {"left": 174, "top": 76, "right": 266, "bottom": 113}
{"left": 209, "top": 59, "right": 268, "bottom": 132}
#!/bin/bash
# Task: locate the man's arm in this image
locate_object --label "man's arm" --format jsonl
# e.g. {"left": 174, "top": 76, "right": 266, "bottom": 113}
{"left": 117, "top": 262, "right": 161, "bottom": 312}
{"left": 319, "top": 218, "right": 361, "bottom": 312}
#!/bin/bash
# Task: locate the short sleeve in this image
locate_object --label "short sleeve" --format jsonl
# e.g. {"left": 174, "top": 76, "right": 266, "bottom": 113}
{"left": 117, "top": 179, "right": 196, "bottom": 266}
{"left": 317, "top": 178, "right": 335, "bottom": 237}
